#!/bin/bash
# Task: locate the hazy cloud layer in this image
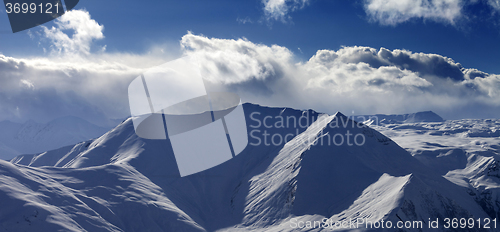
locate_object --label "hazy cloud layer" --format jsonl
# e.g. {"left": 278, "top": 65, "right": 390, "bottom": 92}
{"left": 0, "top": 54, "right": 141, "bottom": 126}
{"left": 0, "top": 48, "right": 183, "bottom": 126}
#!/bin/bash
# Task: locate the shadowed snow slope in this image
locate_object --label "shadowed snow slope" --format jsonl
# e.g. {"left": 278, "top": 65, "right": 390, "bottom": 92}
{"left": 2, "top": 104, "right": 496, "bottom": 231}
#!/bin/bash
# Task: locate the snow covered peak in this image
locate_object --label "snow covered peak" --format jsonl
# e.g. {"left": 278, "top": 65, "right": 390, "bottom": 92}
{"left": 332, "top": 111, "right": 348, "bottom": 119}
{"left": 405, "top": 111, "right": 444, "bottom": 123}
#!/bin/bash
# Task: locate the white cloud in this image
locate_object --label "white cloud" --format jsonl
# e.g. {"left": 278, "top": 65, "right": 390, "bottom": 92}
{"left": 262, "top": 0, "right": 309, "bottom": 22}
{"left": 488, "top": 0, "right": 500, "bottom": 11}
{"left": 237, "top": 17, "right": 253, "bottom": 24}
{"left": 364, "top": 0, "right": 464, "bottom": 25}
{"left": 42, "top": 9, "right": 104, "bottom": 55}
{"left": 259, "top": 0, "right": 500, "bottom": 26}
{"left": 20, "top": 80, "right": 35, "bottom": 89}
{"left": 181, "top": 32, "right": 294, "bottom": 85}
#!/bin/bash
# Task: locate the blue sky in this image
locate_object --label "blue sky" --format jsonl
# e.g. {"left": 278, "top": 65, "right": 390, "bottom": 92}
{"left": 1, "top": 0, "right": 500, "bottom": 124}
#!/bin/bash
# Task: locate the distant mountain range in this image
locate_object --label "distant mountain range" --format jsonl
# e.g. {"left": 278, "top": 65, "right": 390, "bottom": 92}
{"left": 0, "top": 116, "right": 110, "bottom": 160}
{"left": 1, "top": 104, "right": 498, "bottom": 231}
{"left": 0, "top": 110, "right": 443, "bottom": 161}
{"left": 355, "top": 111, "right": 445, "bottom": 124}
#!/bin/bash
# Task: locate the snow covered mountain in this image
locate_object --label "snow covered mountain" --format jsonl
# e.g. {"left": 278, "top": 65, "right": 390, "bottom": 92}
{"left": 1, "top": 103, "right": 498, "bottom": 231}
{"left": 356, "top": 111, "right": 445, "bottom": 124}
{"left": 0, "top": 116, "right": 110, "bottom": 160}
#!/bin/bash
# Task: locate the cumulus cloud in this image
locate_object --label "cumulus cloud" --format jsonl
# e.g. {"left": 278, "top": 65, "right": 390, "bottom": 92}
{"left": 262, "top": 0, "right": 309, "bottom": 22}
{"left": 318, "top": 46, "right": 465, "bottom": 81}
{"left": 363, "top": 0, "right": 464, "bottom": 25}
{"left": 42, "top": 9, "right": 104, "bottom": 55}
{"left": 181, "top": 32, "right": 293, "bottom": 84}
{"left": 298, "top": 47, "right": 500, "bottom": 116}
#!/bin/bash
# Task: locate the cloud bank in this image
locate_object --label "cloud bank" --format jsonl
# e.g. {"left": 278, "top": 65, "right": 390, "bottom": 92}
{"left": 180, "top": 33, "right": 500, "bottom": 119}
{"left": 2, "top": 10, "right": 500, "bottom": 126}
